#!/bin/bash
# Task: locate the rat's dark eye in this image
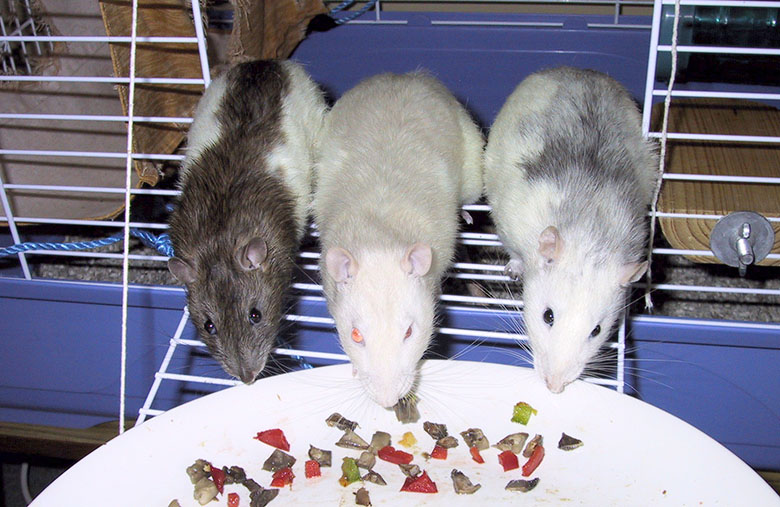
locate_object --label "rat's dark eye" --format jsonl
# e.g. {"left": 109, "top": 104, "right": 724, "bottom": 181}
{"left": 543, "top": 308, "right": 554, "bottom": 327}
{"left": 249, "top": 307, "right": 262, "bottom": 324}
{"left": 204, "top": 319, "right": 217, "bottom": 335}
{"left": 590, "top": 325, "right": 601, "bottom": 338}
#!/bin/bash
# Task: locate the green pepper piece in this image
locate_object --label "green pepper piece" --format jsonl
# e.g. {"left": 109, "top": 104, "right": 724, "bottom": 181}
{"left": 339, "top": 457, "right": 361, "bottom": 486}
{"left": 511, "top": 402, "right": 538, "bottom": 425}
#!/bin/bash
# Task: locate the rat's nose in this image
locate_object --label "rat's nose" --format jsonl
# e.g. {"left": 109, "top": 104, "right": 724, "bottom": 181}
{"left": 239, "top": 367, "right": 261, "bottom": 385}
{"left": 545, "top": 377, "right": 566, "bottom": 394}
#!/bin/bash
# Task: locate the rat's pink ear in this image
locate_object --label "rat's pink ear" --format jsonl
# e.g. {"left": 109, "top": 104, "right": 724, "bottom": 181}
{"left": 401, "top": 243, "right": 432, "bottom": 277}
{"left": 620, "top": 261, "right": 648, "bottom": 286}
{"left": 237, "top": 237, "right": 268, "bottom": 271}
{"left": 168, "top": 257, "right": 196, "bottom": 284}
{"left": 326, "top": 247, "right": 359, "bottom": 282}
{"left": 538, "top": 226, "right": 564, "bottom": 265}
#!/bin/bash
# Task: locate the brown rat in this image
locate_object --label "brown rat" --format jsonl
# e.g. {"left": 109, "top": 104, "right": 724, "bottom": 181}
{"left": 168, "top": 60, "right": 327, "bottom": 383}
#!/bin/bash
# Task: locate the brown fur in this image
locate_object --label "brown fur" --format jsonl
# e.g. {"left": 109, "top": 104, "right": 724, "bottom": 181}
{"left": 168, "top": 61, "right": 299, "bottom": 383}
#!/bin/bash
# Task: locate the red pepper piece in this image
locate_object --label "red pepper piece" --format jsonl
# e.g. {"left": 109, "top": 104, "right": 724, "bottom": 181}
{"left": 522, "top": 443, "right": 545, "bottom": 477}
{"left": 210, "top": 465, "right": 226, "bottom": 494}
{"left": 270, "top": 467, "right": 295, "bottom": 488}
{"left": 254, "top": 428, "right": 291, "bottom": 451}
{"left": 304, "top": 459, "right": 321, "bottom": 478}
{"left": 400, "top": 470, "right": 438, "bottom": 493}
{"left": 498, "top": 450, "right": 519, "bottom": 472}
{"left": 227, "top": 492, "right": 240, "bottom": 507}
{"left": 469, "top": 446, "right": 485, "bottom": 464}
{"left": 430, "top": 445, "right": 447, "bottom": 460}
{"left": 377, "top": 445, "right": 413, "bottom": 465}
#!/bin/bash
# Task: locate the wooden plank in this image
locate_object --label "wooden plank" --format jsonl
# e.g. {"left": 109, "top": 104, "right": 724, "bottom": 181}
{"left": 757, "top": 470, "right": 780, "bottom": 496}
{"left": 653, "top": 99, "right": 780, "bottom": 266}
{"left": 0, "top": 420, "right": 132, "bottom": 461}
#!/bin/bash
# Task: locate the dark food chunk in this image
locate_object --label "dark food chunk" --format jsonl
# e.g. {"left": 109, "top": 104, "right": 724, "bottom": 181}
{"left": 354, "top": 487, "right": 372, "bottom": 506}
{"left": 393, "top": 397, "right": 420, "bottom": 423}
{"left": 451, "top": 469, "right": 482, "bottom": 495}
{"left": 523, "top": 434, "right": 543, "bottom": 458}
{"left": 436, "top": 435, "right": 459, "bottom": 449}
{"left": 423, "top": 421, "right": 448, "bottom": 440}
{"left": 262, "top": 449, "right": 297, "bottom": 472}
{"left": 250, "top": 487, "right": 279, "bottom": 507}
{"left": 326, "top": 412, "right": 358, "bottom": 431}
{"left": 368, "top": 431, "right": 391, "bottom": 454}
{"left": 399, "top": 463, "right": 421, "bottom": 478}
{"left": 495, "top": 432, "right": 529, "bottom": 454}
{"left": 506, "top": 478, "right": 540, "bottom": 492}
{"left": 356, "top": 451, "right": 376, "bottom": 470}
{"left": 186, "top": 459, "right": 211, "bottom": 484}
{"left": 460, "top": 428, "right": 489, "bottom": 450}
{"left": 336, "top": 429, "right": 370, "bottom": 450}
{"left": 362, "top": 470, "right": 387, "bottom": 486}
{"left": 308, "top": 445, "right": 333, "bottom": 467}
{"left": 558, "top": 432, "right": 583, "bottom": 451}
{"left": 223, "top": 465, "right": 247, "bottom": 485}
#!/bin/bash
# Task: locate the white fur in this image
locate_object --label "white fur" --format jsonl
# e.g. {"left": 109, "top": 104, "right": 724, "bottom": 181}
{"left": 314, "top": 71, "right": 484, "bottom": 408}
{"left": 484, "top": 67, "right": 658, "bottom": 393}
{"left": 268, "top": 60, "right": 328, "bottom": 240}
{"left": 182, "top": 72, "right": 228, "bottom": 173}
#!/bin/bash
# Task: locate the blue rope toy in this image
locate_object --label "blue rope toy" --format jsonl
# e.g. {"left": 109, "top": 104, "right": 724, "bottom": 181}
{"left": 330, "top": 0, "right": 378, "bottom": 24}
{"left": 0, "top": 229, "right": 174, "bottom": 258}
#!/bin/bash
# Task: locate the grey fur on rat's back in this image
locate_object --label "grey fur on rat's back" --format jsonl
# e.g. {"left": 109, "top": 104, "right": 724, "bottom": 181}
{"left": 484, "top": 66, "right": 659, "bottom": 393}
{"left": 518, "top": 67, "right": 655, "bottom": 265}
{"left": 167, "top": 60, "right": 326, "bottom": 384}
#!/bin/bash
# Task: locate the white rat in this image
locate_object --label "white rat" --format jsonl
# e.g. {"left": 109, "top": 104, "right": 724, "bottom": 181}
{"left": 314, "top": 71, "right": 484, "bottom": 408}
{"left": 484, "top": 66, "right": 659, "bottom": 393}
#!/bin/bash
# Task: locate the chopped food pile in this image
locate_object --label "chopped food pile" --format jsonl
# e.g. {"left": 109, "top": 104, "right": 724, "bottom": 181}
{"left": 173, "top": 402, "right": 583, "bottom": 505}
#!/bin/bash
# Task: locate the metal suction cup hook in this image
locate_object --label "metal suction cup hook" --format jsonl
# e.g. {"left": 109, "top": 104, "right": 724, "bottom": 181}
{"left": 710, "top": 211, "right": 775, "bottom": 277}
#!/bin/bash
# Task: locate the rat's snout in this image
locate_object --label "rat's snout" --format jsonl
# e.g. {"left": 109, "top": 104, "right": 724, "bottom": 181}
{"left": 238, "top": 368, "right": 260, "bottom": 385}
{"left": 545, "top": 377, "right": 568, "bottom": 394}
{"left": 233, "top": 355, "right": 267, "bottom": 385}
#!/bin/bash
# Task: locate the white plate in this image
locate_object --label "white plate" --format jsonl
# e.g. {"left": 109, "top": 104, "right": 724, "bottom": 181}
{"left": 32, "top": 360, "right": 778, "bottom": 506}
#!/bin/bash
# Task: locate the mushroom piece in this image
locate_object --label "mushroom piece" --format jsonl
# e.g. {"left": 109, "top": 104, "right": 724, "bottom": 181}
{"left": 192, "top": 477, "right": 218, "bottom": 505}
{"left": 243, "top": 478, "right": 263, "bottom": 494}
{"left": 185, "top": 459, "right": 210, "bottom": 484}
{"left": 495, "top": 432, "right": 529, "bottom": 454}
{"left": 398, "top": 463, "right": 421, "bottom": 478}
{"left": 523, "top": 434, "right": 543, "bottom": 458}
{"left": 423, "top": 421, "right": 448, "bottom": 440}
{"left": 326, "top": 412, "right": 358, "bottom": 431}
{"left": 356, "top": 451, "right": 376, "bottom": 470}
{"left": 250, "top": 487, "right": 279, "bottom": 507}
{"left": 262, "top": 449, "right": 297, "bottom": 472}
{"left": 436, "top": 435, "right": 459, "bottom": 449}
{"left": 393, "top": 396, "right": 420, "bottom": 423}
{"left": 506, "top": 478, "right": 540, "bottom": 492}
{"left": 308, "top": 445, "right": 333, "bottom": 467}
{"left": 450, "top": 469, "right": 482, "bottom": 495}
{"left": 362, "top": 470, "right": 387, "bottom": 486}
{"left": 223, "top": 465, "right": 247, "bottom": 485}
{"left": 460, "top": 428, "right": 489, "bottom": 450}
{"left": 336, "top": 428, "right": 370, "bottom": 450}
{"left": 368, "top": 431, "right": 391, "bottom": 454}
{"left": 558, "top": 432, "right": 583, "bottom": 451}
{"left": 354, "top": 487, "right": 372, "bottom": 506}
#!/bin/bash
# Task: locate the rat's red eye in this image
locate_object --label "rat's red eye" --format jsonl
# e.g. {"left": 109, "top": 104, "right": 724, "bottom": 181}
{"left": 351, "top": 327, "right": 363, "bottom": 343}
{"left": 404, "top": 325, "right": 412, "bottom": 340}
